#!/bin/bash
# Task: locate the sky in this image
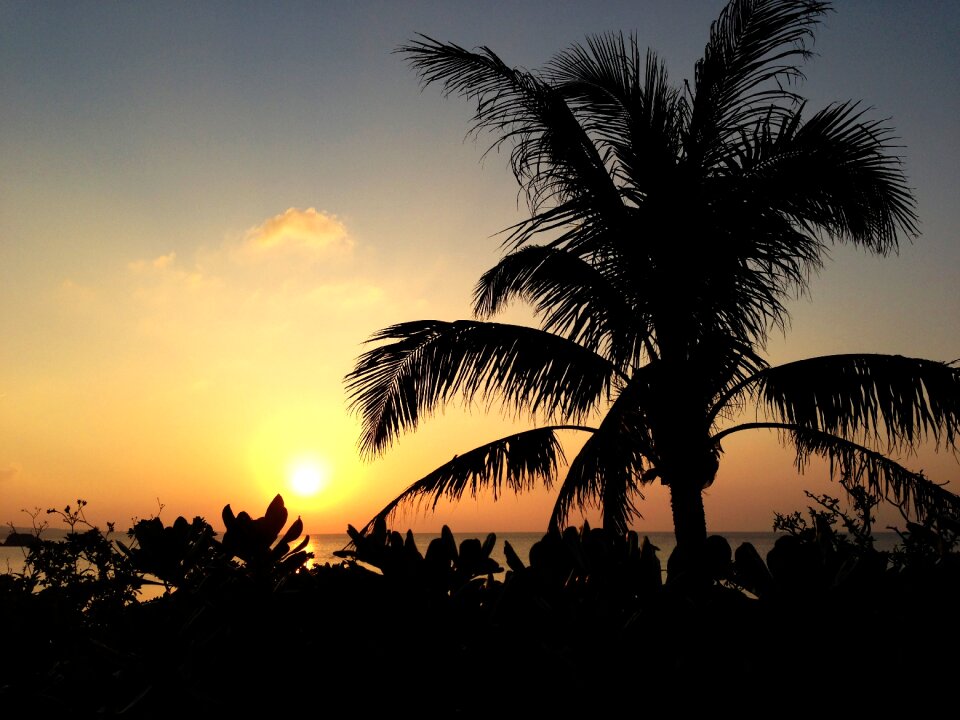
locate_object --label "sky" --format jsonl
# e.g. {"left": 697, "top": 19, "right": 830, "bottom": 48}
{"left": 1, "top": 1, "right": 958, "bottom": 535}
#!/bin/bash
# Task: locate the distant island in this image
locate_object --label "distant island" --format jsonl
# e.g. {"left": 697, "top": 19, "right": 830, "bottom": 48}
{"left": 2, "top": 531, "right": 38, "bottom": 548}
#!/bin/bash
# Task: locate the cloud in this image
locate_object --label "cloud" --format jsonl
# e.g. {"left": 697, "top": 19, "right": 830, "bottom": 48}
{"left": 117, "top": 207, "right": 384, "bottom": 345}
{"left": 242, "top": 208, "right": 352, "bottom": 257}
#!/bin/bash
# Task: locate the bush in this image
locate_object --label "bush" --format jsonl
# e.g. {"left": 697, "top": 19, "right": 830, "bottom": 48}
{"left": 2, "top": 491, "right": 958, "bottom": 715}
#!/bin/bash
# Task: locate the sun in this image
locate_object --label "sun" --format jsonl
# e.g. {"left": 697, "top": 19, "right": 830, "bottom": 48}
{"left": 288, "top": 458, "right": 329, "bottom": 497}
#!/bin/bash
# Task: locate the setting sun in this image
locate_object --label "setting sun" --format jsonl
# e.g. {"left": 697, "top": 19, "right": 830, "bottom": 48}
{"left": 289, "top": 458, "right": 329, "bottom": 497}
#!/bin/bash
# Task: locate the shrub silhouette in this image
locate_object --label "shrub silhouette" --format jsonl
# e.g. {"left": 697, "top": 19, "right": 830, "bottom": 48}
{"left": 2, "top": 491, "right": 959, "bottom": 714}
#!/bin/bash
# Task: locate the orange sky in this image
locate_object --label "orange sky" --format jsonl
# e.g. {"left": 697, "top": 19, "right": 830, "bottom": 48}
{"left": 1, "top": 2, "right": 957, "bottom": 535}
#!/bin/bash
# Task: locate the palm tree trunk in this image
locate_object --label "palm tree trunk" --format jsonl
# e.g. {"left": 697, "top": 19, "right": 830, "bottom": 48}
{"left": 669, "top": 478, "right": 707, "bottom": 549}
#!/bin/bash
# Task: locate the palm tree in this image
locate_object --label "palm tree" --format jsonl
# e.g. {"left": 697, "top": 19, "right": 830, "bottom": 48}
{"left": 345, "top": 0, "right": 960, "bottom": 548}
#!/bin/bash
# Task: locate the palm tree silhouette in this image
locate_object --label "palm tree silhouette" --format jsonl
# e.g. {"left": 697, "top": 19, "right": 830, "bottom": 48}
{"left": 346, "top": 0, "right": 960, "bottom": 548}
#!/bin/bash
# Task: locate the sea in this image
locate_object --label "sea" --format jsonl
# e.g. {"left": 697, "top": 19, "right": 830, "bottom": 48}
{"left": 1, "top": 528, "right": 904, "bottom": 588}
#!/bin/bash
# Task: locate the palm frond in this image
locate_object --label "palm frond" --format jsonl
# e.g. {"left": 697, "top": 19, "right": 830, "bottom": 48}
{"left": 728, "top": 101, "right": 918, "bottom": 251}
{"left": 791, "top": 427, "right": 960, "bottom": 522}
{"left": 362, "top": 427, "right": 567, "bottom": 531}
{"left": 550, "top": 378, "right": 657, "bottom": 534}
{"left": 547, "top": 36, "right": 686, "bottom": 195}
{"left": 473, "top": 244, "right": 650, "bottom": 368}
{"left": 345, "top": 320, "right": 613, "bottom": 456}
{"left": 688, "top": 334, "right": 769, "bottom": 422}
{"left": 750, "top": 355, "right": 960, "bottom": 451}
{"left": 398, "top": 35, "right": 625, "bottom": 223}
{"left": 687, "top": 0, "right": 830, "bottom": 164}
{"left": 673, "top": 216, "right": 822, "bottom": 345}
{"left": 683, "top": 175, "right": 827, "bottom": 341}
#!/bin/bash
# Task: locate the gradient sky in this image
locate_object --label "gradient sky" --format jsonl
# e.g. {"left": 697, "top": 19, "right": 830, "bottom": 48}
{"left": 2, "top": 1, "right": 958, "bottom": 535}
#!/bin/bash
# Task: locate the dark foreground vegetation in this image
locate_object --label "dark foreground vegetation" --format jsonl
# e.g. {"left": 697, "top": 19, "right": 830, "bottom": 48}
{"left": 2, "top": 492, "right": 958, "bottom": 716}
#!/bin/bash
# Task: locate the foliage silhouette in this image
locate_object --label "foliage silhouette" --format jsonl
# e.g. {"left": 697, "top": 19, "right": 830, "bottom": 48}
{"left": 346, "top": 0, "right": 960, "bottom": 546}
{"left": 0, "top": 495, "right": 315, "bottom": 714}
{"left": 117, "top": 514, "right": 218, "bottom": 591}
{"left": 3, "top": 493, "right": 960, "bottom": 714}
{"left": 221, "top": 493, "right": 312, "bottom": 580}
{"left": 335, "top": 516, "right": 503, "bottom": 596}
